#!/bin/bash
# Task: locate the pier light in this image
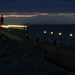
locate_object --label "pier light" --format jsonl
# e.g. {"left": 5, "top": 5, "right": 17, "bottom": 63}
{"left": 59, "top": 33, "right": 61, "bottom": 36}
{"left": 51, "top": 32, "right": 53, "bottom": 35}
{"left": 70, "top": 34, "right": 73, "bottom": 50}
{"left": 25, "top": 29, "right": 27, "bottom": 30}
{"left": 70, "top": 34, "right": 72, "bottom": 37}
{"left": 51, "top": 32, "right": 54, "bottom": 44}
{"left": 44, "top": 31, "right": 46, "bottom": 34}
{"left": 25, "top": 34, "right": 28, "bottom": 36}
{"left": 25, "top": 25, "right": 27, "bottom": 28}
{"left": 44, "top": 31, "right": 46, "bottom": 39}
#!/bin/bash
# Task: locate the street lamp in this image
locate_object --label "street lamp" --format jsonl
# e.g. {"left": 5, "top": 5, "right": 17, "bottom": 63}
{"left": 24, "top": 25, "right": 28, "bottom": 30}
{"left": 51, "top": 32, "right": 53, "bottom": 44}
{"left": 44, "top": 31, "right": 46, "bottom": 40}
{"left": 24, "top": 25, "right": 29, "bottom": 39}
{"left": 44, "top": 31, "right": 46, "bottom": 34}
{"left": 24, "top": 25, "right": 27, "bottom": 30}
{"left": 25, "top": 29, "right": 27, "bottom": 30}
{"left": 59, "top": 33, "right": 61, "bottom": 36}
{"left": 59, "top": 33, "right": 61, "bottom": 41}
{"left": 57, "top": 32, "right": 62, "bottom": 58}
{"left": 70, "top": 34, "right": 72, "bottom": 37}
{"left": 25, "top": 25, "right": 27, "bottom": 28}
{"left": 70, "top": 33, "right": 73, "bottom": 50}
{"left": 51, "top": 32, "right": 53, "bottom": 35}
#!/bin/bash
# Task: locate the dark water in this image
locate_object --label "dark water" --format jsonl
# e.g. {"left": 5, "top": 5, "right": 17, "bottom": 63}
{"left": 28, "top": 25, "right": 75, "bottom": 50}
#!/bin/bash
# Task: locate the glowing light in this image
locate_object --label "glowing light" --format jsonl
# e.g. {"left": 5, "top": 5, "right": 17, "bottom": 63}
{"left": 25, "top": 29, "right": 27, "bottom": 30}
{"left": 59, "top": 33, "right": 61, "bottom": 36}
{"left": 70, "top": 34, "right": 72, "bottom": 37}
{"left": 1, "top": 25, "right": 26, "bottom": 29}
{"left": 40, "top": 13, "right": 49, "bottom": 16}
{"left": 8, "top": 25, "right": 25, "bottom": 28}
{"left": 51, "top": 32, "right": 53, "bottom": 34}
{"left": 24, "top": 25, "right": 27, "bottom": 28}
{"left": 25, "top": 34, "right": 28, "bottom": 36}
{"left": 44, "top": 31, "right": 46, "bottom": 34}
{"left": 1, "top": 25, "right": 9, "bottom": 28}
{"left": 3, "top": 15, "right": 38, "bottom": 18}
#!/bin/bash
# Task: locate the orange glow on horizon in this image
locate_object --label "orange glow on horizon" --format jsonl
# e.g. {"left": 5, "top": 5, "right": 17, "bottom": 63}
{"left": 40, "top": 13, "right": 49, "bottom": 16}
{"left": 3, "top": 15, "right": 38, "bottom": 17}
{"left": 0, "top": 13, "right": 75, "bottom": 18}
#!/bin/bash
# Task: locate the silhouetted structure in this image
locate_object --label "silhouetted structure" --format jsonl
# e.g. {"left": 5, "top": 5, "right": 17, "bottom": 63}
{"left": 1, "top": 15, "right": 4, "bottom": 26}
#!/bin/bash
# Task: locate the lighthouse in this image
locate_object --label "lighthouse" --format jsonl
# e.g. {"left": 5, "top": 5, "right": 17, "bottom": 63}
{"left": 1, "top": 15, "right": 4, "bottom": 26}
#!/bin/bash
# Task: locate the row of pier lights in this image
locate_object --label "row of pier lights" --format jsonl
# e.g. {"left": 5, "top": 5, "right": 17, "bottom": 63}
{"left": 24, "top": 25, "right": 29, "bottom": 39}
{"left": 44, "top": 31, "right": 73, "bottom": 37}
{"left": 24, "top": 25, "right": 73, "bottom": 49}
{"left": 44, "top": 31, "right": 73, "bottom": 49}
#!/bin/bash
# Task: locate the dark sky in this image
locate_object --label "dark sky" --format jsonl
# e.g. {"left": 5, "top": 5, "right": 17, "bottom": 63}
{"left": 0, "top": 0, "right": 75, "bottom": 13}
{"left": 0, "top": 0, "right": 75, "bottom": 24}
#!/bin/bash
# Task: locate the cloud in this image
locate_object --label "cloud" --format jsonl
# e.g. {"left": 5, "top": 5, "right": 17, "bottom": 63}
{"left": 40, "top": 13, "right": 75, "bottom": 18}
{"left": 3, "top": 15, "right": 38, "bottom": 17}
{"left": 0, "top": 13, "right": 75, "bottom": 18}
{"left": 40, "top": 13, "right": 49, "bottom": 16}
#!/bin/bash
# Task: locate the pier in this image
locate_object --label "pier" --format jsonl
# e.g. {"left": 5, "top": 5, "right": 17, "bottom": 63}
{"left": 0, "top": 30, "right": 74, "bottom": 74}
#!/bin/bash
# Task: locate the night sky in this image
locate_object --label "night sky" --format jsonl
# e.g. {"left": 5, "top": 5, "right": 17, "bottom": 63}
{"left": 0, "top": 0, "right": 75, "bottom": 25}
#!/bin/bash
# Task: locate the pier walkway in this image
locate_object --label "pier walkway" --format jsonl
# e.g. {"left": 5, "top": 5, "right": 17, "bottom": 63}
{"left": 0, "top": 30, "right": 74, "bottom": 75}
